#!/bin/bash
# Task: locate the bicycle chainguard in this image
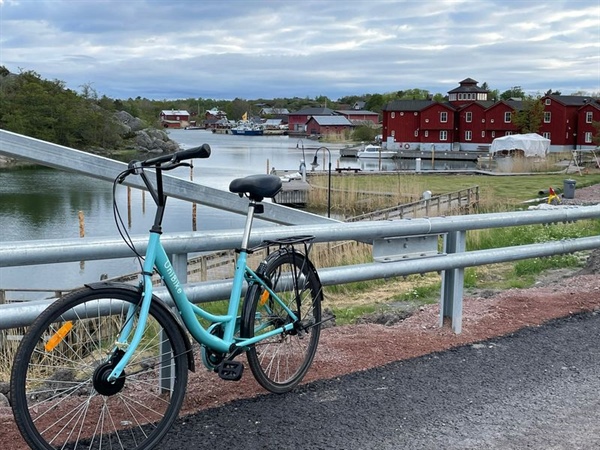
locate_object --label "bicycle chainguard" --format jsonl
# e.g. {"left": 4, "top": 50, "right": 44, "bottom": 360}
{"left": 217, "top": 360, "right": 244, "bottom": 381}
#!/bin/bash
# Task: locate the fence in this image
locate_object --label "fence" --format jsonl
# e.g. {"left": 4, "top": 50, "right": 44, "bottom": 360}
{"left": 2, "top": 206, "right": 600, "bottom": 334}
{"left": 347, "top": 187, "right": 479, "bottom": 221}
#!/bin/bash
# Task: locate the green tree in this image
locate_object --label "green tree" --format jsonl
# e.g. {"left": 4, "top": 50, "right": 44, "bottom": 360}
{"left": 512, "top": 96, "right": 545, "bottom": 133}
{"left": 351, "top": 125, "right": 377, "bottom": 142}
{"left": 592, "top": 121, "right": 600, "bottom": 147}
{"left": 365, "top": 93, "right": 385, "bottom": 112}
{"left": 500, "top": 86, "right": 526, "bottom": 100}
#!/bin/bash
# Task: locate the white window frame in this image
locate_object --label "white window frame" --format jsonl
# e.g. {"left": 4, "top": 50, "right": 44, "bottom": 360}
{"left": 440, "top": 130, "right": 447, "bottom": 141}
{"left": 543, "top": 132, "right": 551, "bottom": 140}
{"left": 440, "top": 111, "right": 448, "bottom": 123}
{"left": 465, "top": 112, "right": 472, "bottom": 123}
{"left": 465, "top": 131, "right": 472, "bottom": 141}
{"left": 585, "top": 132, "right": 593, "bottom": 143}
{"left": 504, "top": 112, "right": 511, "bottom": 123}
{"left": 586, "top": 111, "right": 593, "bottom": 123}
{"left": 544, "top": 111, "right": 551, "bottom": 123}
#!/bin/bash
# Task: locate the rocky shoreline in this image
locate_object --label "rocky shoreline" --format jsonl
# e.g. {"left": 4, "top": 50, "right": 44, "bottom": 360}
{"left": 0, "top": 110, "right": 180, "bottom": 166}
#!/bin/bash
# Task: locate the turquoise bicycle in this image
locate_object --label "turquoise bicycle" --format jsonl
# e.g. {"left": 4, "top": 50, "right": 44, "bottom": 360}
{"left": 10, "top": 144, "right": 324, "bottom": 449}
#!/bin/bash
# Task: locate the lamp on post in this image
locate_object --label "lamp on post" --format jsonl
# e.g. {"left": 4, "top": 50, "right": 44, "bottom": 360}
{"left": 296, "top": 139, "right": 307, "bottom": 182}
{"left": 310, "top": 146, "right": 332, "bottom": 218}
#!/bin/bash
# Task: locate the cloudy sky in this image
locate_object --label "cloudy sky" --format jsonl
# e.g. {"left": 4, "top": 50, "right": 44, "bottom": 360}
{"left": 0, "top": 0, "right": 598, "bottom": 101}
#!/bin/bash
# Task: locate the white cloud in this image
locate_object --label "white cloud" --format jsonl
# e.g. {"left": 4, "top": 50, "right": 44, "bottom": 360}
{"left": 0, "top": 0, "right": 598, "bottom": 100}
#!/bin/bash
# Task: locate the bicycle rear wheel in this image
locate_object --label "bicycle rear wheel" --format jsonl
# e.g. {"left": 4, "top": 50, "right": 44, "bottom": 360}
{"left": 10, "top": 286, "right": 189, "bottom": 450}
{"left": 242, "top": 249, "right": 322, "bottom": 394}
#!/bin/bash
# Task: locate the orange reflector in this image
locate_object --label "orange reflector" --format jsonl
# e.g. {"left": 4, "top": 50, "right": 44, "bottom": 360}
{"left": 45, "top": 321, "right": 73, "bottom": 352}
{"left": 259, "top": 290, "right": 270, "bottom": 306}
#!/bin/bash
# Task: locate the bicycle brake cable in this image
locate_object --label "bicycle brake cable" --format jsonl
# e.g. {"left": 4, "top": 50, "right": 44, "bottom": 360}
{"left": 112, "top": 170, "right": 145, "bottom": 271}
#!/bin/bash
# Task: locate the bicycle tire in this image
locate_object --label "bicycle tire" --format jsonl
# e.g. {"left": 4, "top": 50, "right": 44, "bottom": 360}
{"left": 241, "top": 249, "right": 322, "bottom": 393}
{"left": 10, "top": 286, "right": 189, "bottom": 450}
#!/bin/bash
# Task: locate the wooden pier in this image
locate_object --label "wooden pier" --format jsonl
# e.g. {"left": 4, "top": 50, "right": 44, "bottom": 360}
{"left": 271, "top": 169, "right": 310, "bottom": 207}
{"left": 339, "top": 146, "right": 487, "bottom": 162}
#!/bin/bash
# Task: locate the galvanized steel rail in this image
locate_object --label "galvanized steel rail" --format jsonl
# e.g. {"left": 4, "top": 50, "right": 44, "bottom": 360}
{"left": 2, "top": 131, "right": 600, "bottom": 333}
{"left": 2, "top": 208, "right": 600, "bottom": 333}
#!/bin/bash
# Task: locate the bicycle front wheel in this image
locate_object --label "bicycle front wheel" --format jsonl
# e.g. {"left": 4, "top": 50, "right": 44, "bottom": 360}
{"left": 242, "top": 249, "right": 322, "bottom": 394}
{"left": 10, "top": 286, "right": 189, "bottom": 450}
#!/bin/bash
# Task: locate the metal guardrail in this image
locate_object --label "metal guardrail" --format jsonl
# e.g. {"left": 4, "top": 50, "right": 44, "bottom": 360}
{"left": 0, "top": 129, "right": 335, "bottom": 226}
{"left": 2, "top": 206, "right": 600, "bottom": 333}
{"left": 2, "top": 131, "right": 600, "bottom": 334}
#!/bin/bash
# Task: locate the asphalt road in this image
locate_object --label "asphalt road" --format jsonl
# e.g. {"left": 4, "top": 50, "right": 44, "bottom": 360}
{"left": 161, "top": 311, "right": 600, "bottom": 449}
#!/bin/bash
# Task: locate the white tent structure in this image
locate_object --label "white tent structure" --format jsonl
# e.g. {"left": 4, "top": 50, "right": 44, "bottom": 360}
{"left": 490, "top": 133, "right": 550, "bottom": 158}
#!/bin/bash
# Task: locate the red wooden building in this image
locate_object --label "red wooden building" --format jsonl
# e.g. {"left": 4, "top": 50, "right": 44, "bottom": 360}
{"left": 288, "top": 107, "right": 337, "bottom": 134}
{"left": 304, "top": 115, "right": 354, "bottom": 139}
{"left": 382, "top": 78, "right": 600, "bottom": 152}
{"left": 159, "top": 110, "right": 191, "bottom": 128}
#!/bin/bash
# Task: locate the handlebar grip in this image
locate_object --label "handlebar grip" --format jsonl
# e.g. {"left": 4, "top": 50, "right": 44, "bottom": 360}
{"left": 141, "top": 144, "right": 211, "bottom": 167}
{"left": 174, "top": 144, "right": 211, "bottom": 162}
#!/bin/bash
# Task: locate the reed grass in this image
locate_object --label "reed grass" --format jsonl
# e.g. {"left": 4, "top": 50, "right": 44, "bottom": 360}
{"left": 307, "top": 169, "right": 600, "bottom": 215}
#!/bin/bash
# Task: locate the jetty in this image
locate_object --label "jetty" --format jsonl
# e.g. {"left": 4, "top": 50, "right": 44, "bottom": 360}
{"left": 272, "top": 169, "right": 310, "bottom": 207}
{"left": 339, "top": 146, "right": 486, "bottom": 162}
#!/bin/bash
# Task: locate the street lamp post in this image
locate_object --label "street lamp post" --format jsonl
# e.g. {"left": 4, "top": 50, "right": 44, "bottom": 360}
{"left": 310, "top": 146, "right": 332, "bottom": 218}
{"left": 296, "top": 139, "right": 307, "bottom": 182}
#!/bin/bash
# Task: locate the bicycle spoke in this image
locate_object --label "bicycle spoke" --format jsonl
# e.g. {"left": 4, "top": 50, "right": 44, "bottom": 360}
{"left": 11, "top": 287, "right": 188, "bottom": 449}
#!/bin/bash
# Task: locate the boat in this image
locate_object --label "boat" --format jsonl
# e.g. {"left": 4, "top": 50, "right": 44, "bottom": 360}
{"left": 357, "top": 144, "right": 397, "bottom": 159}
{"left": 231, "top": 122, "right": 264, "bottom": 136}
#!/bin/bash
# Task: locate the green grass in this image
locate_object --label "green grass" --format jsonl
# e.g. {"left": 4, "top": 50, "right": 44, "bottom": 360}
{"left": 317, "top": 171, "right": 600, "bottom": 324}
{"left": 310, "top": 172, "right": 600, "bottom": 211}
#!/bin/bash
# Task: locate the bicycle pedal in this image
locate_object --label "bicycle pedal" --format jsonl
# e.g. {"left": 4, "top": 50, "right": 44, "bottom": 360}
{"left": 217, "top": 361, "right": 244, "bottom": 381}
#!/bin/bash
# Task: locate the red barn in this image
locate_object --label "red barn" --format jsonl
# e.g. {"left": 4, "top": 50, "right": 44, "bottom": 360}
{"left": 305, "top": 116, "right": 354, "bottom": 139}
{"left": 159, "top": 110, "right": 190, "bottom": 128}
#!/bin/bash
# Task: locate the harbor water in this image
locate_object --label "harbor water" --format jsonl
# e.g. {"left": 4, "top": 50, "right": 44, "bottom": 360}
{"left": 0, "top": 130, "right": 476, "bottom": 291}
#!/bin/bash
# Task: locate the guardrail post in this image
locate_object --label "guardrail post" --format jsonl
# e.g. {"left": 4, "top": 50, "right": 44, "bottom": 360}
{"left": 160, "top": 252, "right": 188, "bottom": 392}
{"left": 440, "top": 230, "right": 466, "bottom": 333}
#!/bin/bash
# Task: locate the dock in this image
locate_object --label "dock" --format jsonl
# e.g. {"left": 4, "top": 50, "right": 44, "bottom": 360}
{"left": 339, "top": 146, "right": 487, "bottom": 162}
{"left": 272, "top": 169, "right": 310, "bottom": 207}
{"left": 394, "top": 150, "right": 486, "bottom": 162}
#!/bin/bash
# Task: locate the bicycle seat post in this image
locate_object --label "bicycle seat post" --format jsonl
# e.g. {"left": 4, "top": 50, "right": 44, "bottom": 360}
{"left": 229, "top": 174, "right": 282, "bottom": 252}
{"left": 240, "top": 198, "right": 260, "bottom": 252}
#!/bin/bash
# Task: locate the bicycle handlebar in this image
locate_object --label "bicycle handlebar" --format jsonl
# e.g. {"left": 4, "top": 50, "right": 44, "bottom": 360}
{"left": 140, "top": 143, "right": 211, "bottom": 167}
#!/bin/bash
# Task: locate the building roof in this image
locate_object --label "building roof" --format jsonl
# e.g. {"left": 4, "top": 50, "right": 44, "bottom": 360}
{"left": 291, "top": 107, "right": 336, "bottom": 116}
{"left": 161, "top": 110, "right": 189, "bottom": 116}
{"left": 383, "top": 100, "right": 436, "bottom": 111}
{"left": 448, "top": 78, "right": 488, "bottom": 94}
{"left": 457, "top": 101, "right": 495, "bottom": 111}
{"left": 335, "top": 109, "right": 379, "bottom": 116}
{"left": 545, "top": 95, "right": 598, "bottom": 106}
{"left": 260, "top": 107, "right": 290, "bottom": 115}
{"left": 308, "top": 116, "right": 354, "bottom": 126}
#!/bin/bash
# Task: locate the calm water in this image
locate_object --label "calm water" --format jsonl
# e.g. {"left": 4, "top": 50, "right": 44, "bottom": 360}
{"left": 0, "top": 131, "right": 475, "bottom": 291}
{"left": 0, "top": 131, "right": 342, "bottom": 290}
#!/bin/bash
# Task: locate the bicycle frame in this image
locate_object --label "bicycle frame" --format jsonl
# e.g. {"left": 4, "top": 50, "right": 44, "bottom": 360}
{"left": 108, "top": 169, "right": 299, "bottom": 383}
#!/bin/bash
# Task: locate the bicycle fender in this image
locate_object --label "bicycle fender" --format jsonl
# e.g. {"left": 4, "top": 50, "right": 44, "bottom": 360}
{"left": 85, "top": 282, "right": 195, "bottom": 372}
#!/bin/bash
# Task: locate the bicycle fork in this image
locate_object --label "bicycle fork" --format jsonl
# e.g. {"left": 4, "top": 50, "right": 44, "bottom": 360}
{"left": 106, "top": 234, "right": 161, "bottom": 383}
